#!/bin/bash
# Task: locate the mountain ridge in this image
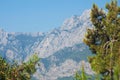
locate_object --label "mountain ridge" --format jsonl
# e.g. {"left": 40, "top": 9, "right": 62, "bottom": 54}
{"left": 0, "top": 9, "right": 94, "bottom": 80}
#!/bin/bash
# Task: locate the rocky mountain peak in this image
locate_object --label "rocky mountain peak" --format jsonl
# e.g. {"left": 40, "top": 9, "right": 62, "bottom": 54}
{"left": 34, "top": 10, "right": 92, "bottom": 58}
{"left": 0, "top": 9, "right": 94, "bottom": 80}
{"left": 60, "top": 9, "right": 91, "bottom": 31}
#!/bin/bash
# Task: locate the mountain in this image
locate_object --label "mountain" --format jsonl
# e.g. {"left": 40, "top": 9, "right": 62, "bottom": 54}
{"left": 0, "top": 10, "right": 94, "bottom": 80}
{"left": 33, "top": 10, "right": 92, "bottom": 58}
{"left": 0, "top": 29, "right": 45, "bottom": 62}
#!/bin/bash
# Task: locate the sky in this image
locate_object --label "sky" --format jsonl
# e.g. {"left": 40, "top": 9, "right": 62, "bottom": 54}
{"left": 0, "top": 0, "right": 118, "bottom": 32}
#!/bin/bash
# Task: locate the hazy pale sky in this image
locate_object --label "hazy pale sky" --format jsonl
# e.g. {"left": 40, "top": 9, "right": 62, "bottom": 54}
{"left": 0, "top": 0, "right": 118, "bottom": 32}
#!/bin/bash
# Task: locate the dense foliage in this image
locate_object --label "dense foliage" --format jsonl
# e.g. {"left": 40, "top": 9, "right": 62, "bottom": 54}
{"left": 84, "top": 0, "right": 120, "bottom": 80}
{"left": 0, "top": 54, "right": 40, "bottom": 80}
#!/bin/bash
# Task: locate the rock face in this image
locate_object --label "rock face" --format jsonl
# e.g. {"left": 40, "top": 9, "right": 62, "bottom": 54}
{"left": 0, "top": 30, "right": 45, "bottom": 61}
{"left": 0, "top": 10, "right": 94, "bottom": 80}
{"left": 34, "top": 10, "right": 92, "bottom": 58}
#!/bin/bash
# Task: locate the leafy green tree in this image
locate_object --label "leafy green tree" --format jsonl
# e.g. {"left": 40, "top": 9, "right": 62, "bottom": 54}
{"left": 84, "top": 0, "right": 120, "bottom": 80}
{"left": 0, "top": 54, "right": 40, "bottom": 80}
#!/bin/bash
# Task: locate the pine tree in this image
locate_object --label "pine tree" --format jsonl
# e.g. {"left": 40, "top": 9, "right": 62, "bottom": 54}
{"left": 74, "top": 66, "right": 89, "bottom": 80}
{"left": 84, "top": 0, "right": 120, "bottom": 80}
{"left": 0, "top": 54, "right": 40, "bottom": 80}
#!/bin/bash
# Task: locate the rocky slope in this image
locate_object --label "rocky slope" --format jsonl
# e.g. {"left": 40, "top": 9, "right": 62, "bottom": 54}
{"left": 0, "top": 29, "right": 45, "bottom": 62}
{"left": 34, "top": 10, "right": 92, "bottom": 58}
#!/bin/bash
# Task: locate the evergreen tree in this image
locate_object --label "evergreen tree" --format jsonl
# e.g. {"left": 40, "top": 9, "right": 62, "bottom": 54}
{"left": 0, "top": 54, "right": 40, "bottom": 80}
{"left": 74, "top": 63, "right": 93, "bottom": 80}
{"left": 74, "top": 66, "right": 89, "bottom": 80}
{"left": 84, "top": 0, "right": 120, "bottom": 80}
